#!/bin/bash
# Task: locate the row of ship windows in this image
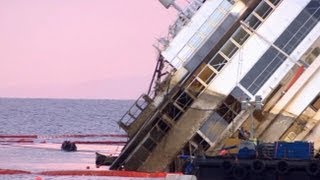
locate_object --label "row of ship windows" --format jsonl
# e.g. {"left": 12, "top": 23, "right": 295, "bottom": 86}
{"left": 177, "top": 0, "right": 233, "bottom": 64}
{"left": 241, "top": 0, "right": 320, "bottom": 94}
{"left": 138, "top": 0, "right": 282, "bottom": 154}
{"left": 282, "top": 93, "right": 320, "bottom": 141}
{"left": 160, "top": 0, "right": 281, "bottom": 124}
{"left": 194, "top": 80, "right": 320, "bottom": 152}
{"left": 180, "top": 0, "right": 279, "bottom": 95}
{"left": 131, "top": 0, "right": 320, "bottom": 166}
{"left": 177, "top": 0, "right": 280, "bottom": 66}
{"left": 141, "top": 0, "right": 320, "bottom": 155}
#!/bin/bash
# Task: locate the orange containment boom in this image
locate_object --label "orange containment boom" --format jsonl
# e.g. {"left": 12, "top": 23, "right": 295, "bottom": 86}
{"left": 38, "top": 170, "right": 169, "bottom": 177}
{"left": 0, "top": 169, "right": 31, "bottom": 175}
{"left": 0, "top": 168, "right": 180, "bottom": 178}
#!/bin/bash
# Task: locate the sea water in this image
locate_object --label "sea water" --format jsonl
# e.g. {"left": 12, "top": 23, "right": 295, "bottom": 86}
{"left": 0, "top": 98, "right": 132, "bottom": 135}
{"left": 0, "top": 98, "right": 158, "bottom": 180}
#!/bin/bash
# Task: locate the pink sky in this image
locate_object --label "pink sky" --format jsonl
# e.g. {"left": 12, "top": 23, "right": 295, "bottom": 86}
{"left": 0, "top": 0, "right": 176, "bottom": 99}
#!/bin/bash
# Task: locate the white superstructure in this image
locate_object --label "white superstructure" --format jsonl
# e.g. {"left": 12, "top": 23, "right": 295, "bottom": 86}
{"left": 111, "top": 0, "right": 320, "bottom": 172}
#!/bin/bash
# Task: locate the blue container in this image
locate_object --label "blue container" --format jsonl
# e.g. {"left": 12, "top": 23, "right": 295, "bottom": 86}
{"left": 274, "top": 141, "right": 313, "bottom": 160}
{"left": 237, "top": 147, "right": 256, "bottom": 159}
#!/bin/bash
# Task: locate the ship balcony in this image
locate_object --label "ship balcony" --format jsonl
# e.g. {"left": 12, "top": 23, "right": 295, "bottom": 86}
{"left": 118, "top": 94, "right": 156, "bottom": 138}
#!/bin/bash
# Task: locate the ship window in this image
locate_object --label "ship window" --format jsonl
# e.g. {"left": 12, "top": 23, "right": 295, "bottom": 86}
{"left": 254, "top": 1, "right": 273, "bottom": 19}
{"left": 182, "top": 143, "right": 193, "bottom": 156}
{"left": 198, "top": 66, "right": 216, "bottom": 84}
{"left": 216, "top": 95, "right": 241, "bottom": 123}
{"left": 163, "top": 103, "right": 183, "bottom": 121}
{"left": 192, "top": 134, "right": 210, "bottom": 151}
{"left": 216, "top": 104, "right": 237, "bottom": 123}
{"left": 209, "top": 53, "right": 228, "bottom": 71}
{"left": 311, "top": 95, "right": 320, "bottom": 111}
{"left": 224, "top": 95, "right": 242, "bottom": 113}
{"left": 312, "top": 47, "right": 320, "bottom": 56}
{"left": 150, "top": 128, "right": 165, "bottom": 142}
{"left": 268, "top": 0, "right": 281, "bottom": 6}
{"left": 158, "top": 120, "right": 171, "bottom": 133}
{"left": 208, "top": 9, "right": 225, "bottom": 25}
{"left": 232, "top": 27, "right": 250, "bottom": 45}
{"left": 174, "top": 90, "right": 194, "bottom": 110}
{"left": 305, "top": 47, "right": 320, "bottom": 64}
{"left": 221, "top": 40, "right": 239, "bottom": 58}
{"left": 240, "top": 1, "right": 320, "bottom": 95}
{"left": 178, "top": 45, "right": 193, "bottom": 61}
{"left": 187, "top": 79, "right": 206, "bottom": 97}
{"left": 245, "top": 14, "right": 262, "bottom": 29}
{"left": 143, "top": 138, "right": 157, "bottom": 151}
{"left": 189, "top": 34, "right": 203, "bottom": 48}
{"left": 219, "top": 0, "right": 232, "bottom": 12}
{"left": 199, "top": 21, "right": 214, "bottom": 37}
{"left": 137, "top": 148, "right": 150, "bottom": 162}
{"left": 240, "top": 46, "right": 286, "bottom": 94}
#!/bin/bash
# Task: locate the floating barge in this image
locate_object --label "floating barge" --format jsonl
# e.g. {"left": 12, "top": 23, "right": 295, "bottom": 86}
{"left": 110, "top": 0, "right": 320, "bottom": 178}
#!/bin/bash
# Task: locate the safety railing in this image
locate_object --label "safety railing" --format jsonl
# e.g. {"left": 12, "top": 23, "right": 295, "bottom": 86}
{"left": 118, "top": 94, "right": 151, "bottom": 127}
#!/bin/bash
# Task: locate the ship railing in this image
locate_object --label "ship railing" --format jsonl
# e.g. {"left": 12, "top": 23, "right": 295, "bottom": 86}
{"left": 168, "top": 0, "right": 215, "bottom": 38}
{"left": 118, "top": 94, "right": 152, "bottom": 127}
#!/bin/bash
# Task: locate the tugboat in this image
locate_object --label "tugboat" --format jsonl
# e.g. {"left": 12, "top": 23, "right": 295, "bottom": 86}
{"left": 110, "top": 0, "right": 320, "bottom": 178}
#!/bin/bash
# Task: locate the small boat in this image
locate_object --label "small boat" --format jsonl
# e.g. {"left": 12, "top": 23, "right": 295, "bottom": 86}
{"left": 61, "top": 141, "right": 77, "bottom": 152}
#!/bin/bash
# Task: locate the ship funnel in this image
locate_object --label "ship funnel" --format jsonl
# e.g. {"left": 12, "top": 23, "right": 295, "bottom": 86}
{"left": 159, "top": 0, "right": 183, "bottom": 13}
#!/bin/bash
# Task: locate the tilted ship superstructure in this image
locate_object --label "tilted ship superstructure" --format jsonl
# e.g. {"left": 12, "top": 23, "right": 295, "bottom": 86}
{"left": 110, "top": 0, "right": 320, "bottom": 174}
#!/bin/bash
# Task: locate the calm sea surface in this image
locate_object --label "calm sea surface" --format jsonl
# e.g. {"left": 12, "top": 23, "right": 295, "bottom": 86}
{"left": 0, "top": 98, "right": 133, "bottom": 135}
{"left": 0, "top": 98, "right": 152, "bottom": 180}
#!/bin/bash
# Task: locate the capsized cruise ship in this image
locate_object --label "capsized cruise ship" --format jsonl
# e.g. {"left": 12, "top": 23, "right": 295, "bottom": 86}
{"left": 110, "top": 0, "right": 320, "bottom": 173}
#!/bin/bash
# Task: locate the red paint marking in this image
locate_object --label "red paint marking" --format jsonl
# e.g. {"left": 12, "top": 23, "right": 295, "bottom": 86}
{"left": 0, "top": 135, "right": 37, "bottom": 138}
{"left": 284, "top": 66, "right": 304, "bottom": 92}
{"left": 0, "top": 169, "right": 31, "bottom": 175}
{"left": 0, "top": 139, "right": 34, "bottom": 143}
